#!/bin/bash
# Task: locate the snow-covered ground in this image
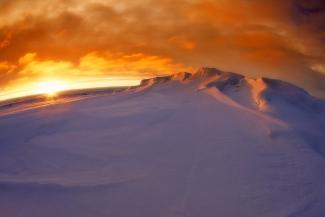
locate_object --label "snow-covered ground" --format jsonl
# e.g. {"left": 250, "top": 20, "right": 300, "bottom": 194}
{"left": 0, "top": 68, "right": 324, "bottom": 217}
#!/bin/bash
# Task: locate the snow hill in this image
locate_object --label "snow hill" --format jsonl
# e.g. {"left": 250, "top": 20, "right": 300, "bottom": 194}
{"left": 0, "top": 68, "right": 324, "bottom": 217}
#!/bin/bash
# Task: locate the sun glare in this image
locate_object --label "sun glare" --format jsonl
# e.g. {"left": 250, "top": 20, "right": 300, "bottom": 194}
{"left": 36, "top": 80, "right": 68, "bottom": 97}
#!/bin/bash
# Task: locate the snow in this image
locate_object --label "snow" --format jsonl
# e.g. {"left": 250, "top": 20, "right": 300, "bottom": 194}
{"left": 0, "top": 68, "right": 324, "bottom": 217}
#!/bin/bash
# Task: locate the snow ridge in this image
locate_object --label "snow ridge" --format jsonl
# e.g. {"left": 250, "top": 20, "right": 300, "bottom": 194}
{"left": 139, "top": 67, "right": 324, "bottom": 115}
{"left": 0, "top": 67, "right": 324, "bottom": 217}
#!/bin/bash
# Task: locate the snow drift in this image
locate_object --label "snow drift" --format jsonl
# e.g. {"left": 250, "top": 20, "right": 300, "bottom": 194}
{"left": 0, "top": 68, "right": 324, "bottom": 217}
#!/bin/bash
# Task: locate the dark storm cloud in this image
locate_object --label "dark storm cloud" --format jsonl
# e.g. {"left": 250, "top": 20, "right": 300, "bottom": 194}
{"left": 295, "top": 0, "right": 325, "bottom": 14}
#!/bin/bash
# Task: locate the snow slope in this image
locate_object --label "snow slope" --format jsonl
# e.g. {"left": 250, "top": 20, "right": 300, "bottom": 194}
{"left": 0, "top": 68, "right": 324, "bottom": 217}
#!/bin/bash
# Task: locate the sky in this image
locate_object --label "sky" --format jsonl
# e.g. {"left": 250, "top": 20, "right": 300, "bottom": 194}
{"left": 0, "top": 0, "right": 325, "bottom": 100}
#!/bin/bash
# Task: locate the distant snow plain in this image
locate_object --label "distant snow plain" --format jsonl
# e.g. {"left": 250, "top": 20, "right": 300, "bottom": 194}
{"left": 0, "top": 68, "right": 324, "bottom": 217}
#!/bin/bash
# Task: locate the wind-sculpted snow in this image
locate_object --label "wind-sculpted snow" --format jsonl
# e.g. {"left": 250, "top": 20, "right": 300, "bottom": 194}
{"left": 0, "top": 68, "right": 324, "bottom": 217}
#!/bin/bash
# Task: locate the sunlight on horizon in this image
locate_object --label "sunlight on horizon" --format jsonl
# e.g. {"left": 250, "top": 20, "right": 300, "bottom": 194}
{"left": 0, "top": 77, "right": 141, "bottom": 102}
{"left": 36, "top": 80, "right": 68, "bottom": 97}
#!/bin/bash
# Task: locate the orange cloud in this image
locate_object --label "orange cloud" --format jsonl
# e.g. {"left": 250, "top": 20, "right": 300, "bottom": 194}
{"left": 243, "top": 49, "right": 288, "bottom": 65}
{"left": 0, "top": 32, "right": 11, "bottom": 49}
{"left": 0, "top": 51, "right": 192, "bottom": 100}
{"left": 168, "top": 35, "right": 196, "bottom": 50}
{"left": 0, "top": 0, "right": 324, "bottom": 99}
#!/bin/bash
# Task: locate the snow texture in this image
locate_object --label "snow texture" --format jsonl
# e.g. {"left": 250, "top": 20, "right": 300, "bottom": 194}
{"left": 0, "top": 68, "right": 324, "bottom": 217}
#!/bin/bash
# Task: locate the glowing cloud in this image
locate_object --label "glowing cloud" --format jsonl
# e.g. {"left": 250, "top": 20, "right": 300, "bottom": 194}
{"left": 0, "top": 0, "right": 324, "bottom": 100}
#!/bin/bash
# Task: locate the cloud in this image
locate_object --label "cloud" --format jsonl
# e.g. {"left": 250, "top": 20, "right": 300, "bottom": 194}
{"left": 0, "top": 0, "right": 324, "bottom": 98}
{"left": 0, "top": 52, "right": 191, "bottom": 100}
{"left": 311, "top": 64, "right": 325, "bottom": 74}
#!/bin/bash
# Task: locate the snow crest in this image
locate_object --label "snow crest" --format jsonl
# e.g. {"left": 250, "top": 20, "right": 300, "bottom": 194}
{"left": 139, "top": 67, "right": 324, "bottom": 116}
{"left": 0, "top": 67, "right": 324, "bottom": 217}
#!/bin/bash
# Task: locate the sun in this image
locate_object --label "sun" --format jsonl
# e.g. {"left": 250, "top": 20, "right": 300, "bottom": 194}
{"left": 36, "top": 80, "right": 68, "bottom": 97}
